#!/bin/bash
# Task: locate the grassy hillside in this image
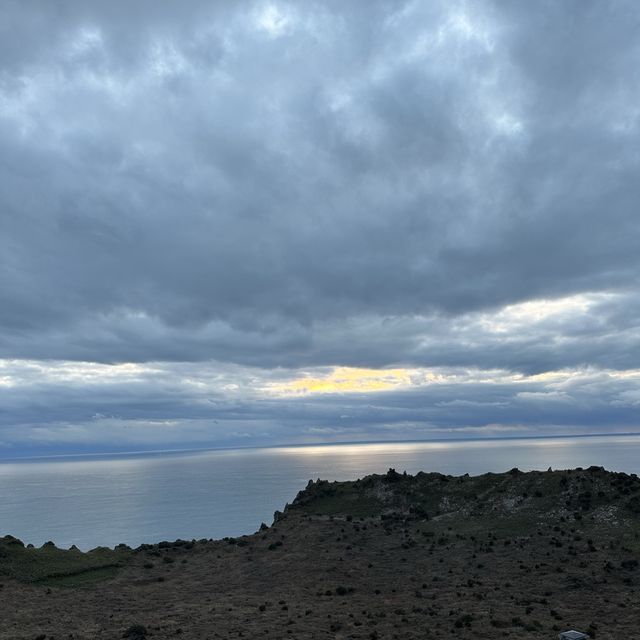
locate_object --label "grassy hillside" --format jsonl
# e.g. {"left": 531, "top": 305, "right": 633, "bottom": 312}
{"left": 0, "top": 536, "right": 130, "bottom": 587}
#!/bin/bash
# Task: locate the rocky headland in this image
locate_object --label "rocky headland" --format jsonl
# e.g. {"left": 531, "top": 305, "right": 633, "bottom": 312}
{"left": 1, "top": 467, "right": 639, "bottom": 639}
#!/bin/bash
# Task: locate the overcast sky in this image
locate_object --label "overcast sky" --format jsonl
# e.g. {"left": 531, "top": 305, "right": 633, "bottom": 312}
{"left": 1, "top": 1, "right": 639, "bottom": 457}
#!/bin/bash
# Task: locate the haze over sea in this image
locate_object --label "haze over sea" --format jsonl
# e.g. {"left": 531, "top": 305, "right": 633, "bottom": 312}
{"left": 1, "top": 434, "right": 639, "bottom": 551}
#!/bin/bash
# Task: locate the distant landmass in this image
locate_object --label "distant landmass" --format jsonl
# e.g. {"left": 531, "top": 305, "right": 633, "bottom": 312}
{"left": 1, "top": 467, "right": 639, "bottom": 639}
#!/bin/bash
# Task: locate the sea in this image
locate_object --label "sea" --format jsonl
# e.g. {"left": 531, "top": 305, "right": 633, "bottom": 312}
{"left": 1, "top": 434, "right": 639, "bottom": 550}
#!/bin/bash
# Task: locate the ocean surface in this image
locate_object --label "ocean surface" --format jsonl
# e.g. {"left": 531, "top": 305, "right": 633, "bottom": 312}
{"left": 1, "top": 434, "right": 640, "bottom": 550}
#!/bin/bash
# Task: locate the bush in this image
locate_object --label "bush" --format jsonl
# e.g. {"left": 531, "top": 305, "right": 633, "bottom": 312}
{"left": 122, "top": 625, "right": 147, "bottom": 639}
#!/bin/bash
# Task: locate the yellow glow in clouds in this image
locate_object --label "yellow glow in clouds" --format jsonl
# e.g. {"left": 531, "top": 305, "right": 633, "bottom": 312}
{"left": 269, "top": 367, "right": 414, "bottom": 395}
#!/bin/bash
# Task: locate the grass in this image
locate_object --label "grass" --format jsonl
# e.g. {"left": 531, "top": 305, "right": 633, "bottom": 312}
{"left": 303, "top": 493, "right": 384, "bottom": 517}
{"left": 36, "top": 564, "right": 122, "bottom": 587}
{"left": 0, "top": 537, "right": 130, "bottom": 587}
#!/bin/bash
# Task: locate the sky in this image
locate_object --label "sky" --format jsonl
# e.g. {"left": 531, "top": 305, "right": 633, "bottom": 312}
{"left": 1, "top": 1, "right": 639, "bottom": 457}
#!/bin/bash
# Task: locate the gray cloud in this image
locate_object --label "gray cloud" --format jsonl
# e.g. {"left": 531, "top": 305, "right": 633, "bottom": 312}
{"left": 1, "top": 360, "right": 639, "bottom": 456}
{"left": 1, "top": 1, "right": 639, "bottom": 453}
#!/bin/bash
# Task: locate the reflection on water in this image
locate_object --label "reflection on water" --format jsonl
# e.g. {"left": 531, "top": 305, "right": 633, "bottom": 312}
{"left": 0, "top": 435, "right": 639, "bottom": 550}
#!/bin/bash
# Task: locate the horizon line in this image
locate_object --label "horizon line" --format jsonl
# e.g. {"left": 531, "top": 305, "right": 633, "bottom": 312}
{"left": 2, "top": 430, "right": 640, "bottom": 464}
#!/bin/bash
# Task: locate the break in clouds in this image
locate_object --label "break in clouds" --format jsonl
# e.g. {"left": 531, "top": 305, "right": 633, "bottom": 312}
{"left": 1, "top": 1, "right": 639, "bottom": 454}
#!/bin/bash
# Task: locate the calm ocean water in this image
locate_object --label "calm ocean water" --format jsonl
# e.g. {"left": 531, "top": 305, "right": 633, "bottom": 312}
{"left": 1, "top": 435, "right": 639, "bottom": 550}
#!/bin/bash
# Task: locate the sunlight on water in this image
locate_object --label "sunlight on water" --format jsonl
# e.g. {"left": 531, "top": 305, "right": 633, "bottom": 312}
{"left": 0, "top": 435, "right": 639, "bottom": 550}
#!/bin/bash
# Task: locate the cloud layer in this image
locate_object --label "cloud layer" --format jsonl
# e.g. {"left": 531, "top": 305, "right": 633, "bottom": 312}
{"left": 1, "top": 1, "right": 639, "bottom": 453}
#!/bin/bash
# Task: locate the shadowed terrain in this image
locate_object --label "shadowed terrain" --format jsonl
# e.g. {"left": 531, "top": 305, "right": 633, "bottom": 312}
{"left": 1, "top": 467, "right": 639, "bottom": 639}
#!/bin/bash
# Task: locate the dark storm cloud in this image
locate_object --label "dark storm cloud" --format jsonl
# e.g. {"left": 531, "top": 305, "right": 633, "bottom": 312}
{"left": 1, "top": 0, "right": 639, "bottom": 371}
{"left": 1, "top": 1, "right": 640, "bottom": 453}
